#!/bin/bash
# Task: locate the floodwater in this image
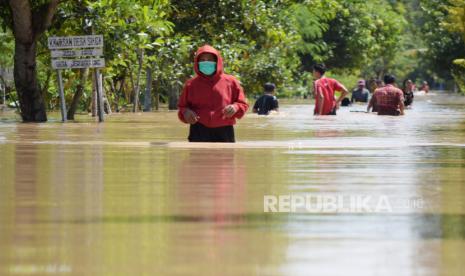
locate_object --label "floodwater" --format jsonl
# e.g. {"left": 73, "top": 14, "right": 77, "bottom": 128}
{"left": 0, "top": 92, "right": 464, "bottom": 276}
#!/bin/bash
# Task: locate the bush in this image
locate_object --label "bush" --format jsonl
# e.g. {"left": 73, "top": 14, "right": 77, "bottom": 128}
{"left": 452, "top": 59, "right": 465, "bottom": 94}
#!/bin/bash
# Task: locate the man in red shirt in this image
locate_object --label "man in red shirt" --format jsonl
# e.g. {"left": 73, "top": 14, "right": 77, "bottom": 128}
{"left": 178, "top": 45, "right": 249, "bottom": 142}
{"left": 367, "top": 74, "right": 405, "bottom": 116}
{"left": 312, "top": 64, "right": 349, "bottom": 115}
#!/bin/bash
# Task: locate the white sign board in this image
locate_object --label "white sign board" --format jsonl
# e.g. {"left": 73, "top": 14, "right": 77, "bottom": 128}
{"left": 51, "top": 48, "right": 103, "bottom": 58}
{"left": 52, "top": 58, "right": 105, "bottom": 69}
{"left": 48, "top": 35, "right": 104, "bottom": 50}
{"left": 48, "top": 35, "right": 106, "bottom": 122}
{"left": 48, "top": 35, "right": 105, "bottom": 70}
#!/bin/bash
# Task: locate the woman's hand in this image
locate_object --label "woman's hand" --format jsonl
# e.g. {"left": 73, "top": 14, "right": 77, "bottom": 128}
{"left": 183, "top": 108, "right": 199, "bottom": 124}
{"left": 222, "top": 104, "right": 237, "bottom": 118}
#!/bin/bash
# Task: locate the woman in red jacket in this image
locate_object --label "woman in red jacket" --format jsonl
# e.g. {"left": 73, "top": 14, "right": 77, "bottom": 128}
{"left": 178, "top": 45, "right": 249, "bottom": 142}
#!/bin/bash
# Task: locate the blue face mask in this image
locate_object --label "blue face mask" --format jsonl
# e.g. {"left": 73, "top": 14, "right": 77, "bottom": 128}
{"left": 198, "top": 61, "right": 217, "bottom": 76}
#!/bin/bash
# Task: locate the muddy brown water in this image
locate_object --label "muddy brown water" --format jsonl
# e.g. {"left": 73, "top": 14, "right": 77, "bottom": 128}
{"left": 1, "top": 92, "right": 464, "bottom": 275}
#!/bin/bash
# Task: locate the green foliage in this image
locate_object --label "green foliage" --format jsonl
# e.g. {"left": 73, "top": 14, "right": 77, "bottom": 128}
{"left": 0, "top": 29, "right": 14, "bottom": 68}
{"left": 452, "top": 59, "right": 465, "bottom": 93}
{"left": 294, "top": 0, "right": 341, "bottom": 69}
{"left": 1, "top": 0, "right": 465, "bottom": 113}
{"left": 85, "top": 0, "right": 174, "bottom": 79}
{"left": 43, "top": 0, "right": 175, "bottom": 108}
{"left": 326, "top": 72, "right": 360, "bottom": 91}
{"left": 0, "top": 1, "right": 12, "bottom": 31}
{"left": 443, "top": 0, "right": 465, "bottom": 42}
{"left": 444, "top": 0, "right": 465, "bottom": 94}
{"left": 327, "top": 1, "right": 405, "bottom": 72}
{"left": 0, "top": 25, "right": 14, "bottom": 104}
{"left": 295, "top": 0, "right": 407, "bottom": 88}
{"left": 419, "top": 0, "right": 465, "bottom": 81}
{"left": 169, "top": 0, "right": 302, "bottom": 95}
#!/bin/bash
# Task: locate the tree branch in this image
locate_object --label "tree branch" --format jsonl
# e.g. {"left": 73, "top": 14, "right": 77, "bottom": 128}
{"left": 32, "top": 0, "right": 60, "bottom": 38}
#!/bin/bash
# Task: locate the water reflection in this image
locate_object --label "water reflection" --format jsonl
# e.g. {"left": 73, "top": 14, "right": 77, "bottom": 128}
{"left": 10, "top": 126, "right": 40, "bottom": 274}
{"left": 0, "top": 93, "right": 465, "bottom": 274}
{"left": 173, "top": 149, "right": 247, "bottom": 220}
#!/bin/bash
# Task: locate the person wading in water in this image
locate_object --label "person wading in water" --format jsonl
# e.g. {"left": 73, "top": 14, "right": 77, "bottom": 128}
{"left": 178, "top": 45, "right": 249, "bottom": 142}
{"left": 403, "top": 79, "right": 415, "bottom": 107}
{"left": 351, "top": 79, "right": 370, "bottom": 103}
{"left": 420, "top": 81, "right": 430, "bottom": 94}
{"left": 312, "top": 64, "right": 349, "bottom": 116}
{"left": 367, "top": 74, "right": 405, "bottom": 116}
{"left": 253, "top": 83, "right": 279, "bottom": 115}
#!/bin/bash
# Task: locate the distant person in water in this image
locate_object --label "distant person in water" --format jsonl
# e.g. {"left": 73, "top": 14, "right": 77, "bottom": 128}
{"left": 351, "top": 79, "right": 370, "bottom": 103}
{"left": 367, "top": 74, "right": 405, "bottom": 116}
{"left": 341, "top": 97, "right": 351, "bottom": 107}
{"left": 178, "top": 45, "right": 249, "bottom": 143}
{"left": 312, "top": 64, "right": 349, "bottom": 115}
{"left": 403, "top": 79, "right": 415, "bottom": 107}
{"left": 420, "top": 81, "right": 430, "bottom": 93}
{"left": 253, "top": 83, "right": 279, "bottom": 115}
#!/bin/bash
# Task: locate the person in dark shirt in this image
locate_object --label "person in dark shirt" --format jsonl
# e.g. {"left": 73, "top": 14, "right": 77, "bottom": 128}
{"left": 253, "top": 83, "right": 279, "bottom": 115}
{"left": 351, "top": 80, "right": 370, "bottom": 103}
{"left": 341, "top": 97, "right": 351, "bottom": 107}
{"left": 402, "top": 79, "right": 415, "bottom": 107}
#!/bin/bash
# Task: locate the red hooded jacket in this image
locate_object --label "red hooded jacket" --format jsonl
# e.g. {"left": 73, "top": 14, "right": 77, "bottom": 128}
{"left": 178, "top": 45, "right": 249, "bottom": 128}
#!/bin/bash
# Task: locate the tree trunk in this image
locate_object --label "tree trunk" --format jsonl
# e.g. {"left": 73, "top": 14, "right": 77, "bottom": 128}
{"left": 102, "top": 79, "right": 112, "bottom": 115}
{"left": 143, "top": 67, "right": 152, "bottom": 112}
{"left": 40, "top": 70, "right": 52, "bottom": 103}
{"left": 168, "top": 83, "right": 178, "bottom": 110}
{"left": 115, "top": 78, "right": 125, "bottom": 112}
{"left": 9, "top": 0, "right": 60, "bottom": 122}
{"left": 154, "top": 80, "right": 159, "bottom": 111}
{"left": 0, "top": 76, "right": 6, "bottom": 105}
{"left": 132, "top": 49, "right": 144, "bottom": 113}
{"left": 13, "top": 41, "right": 47, "bottom": 121}
{"left": 67, "top": 68, "right": 89, "bottom": 120}
{"left": 91, "top": 71, "right": 97, "bottom": 116}
{"left": 129, "top": 67, "right": 136, "bottom": 111}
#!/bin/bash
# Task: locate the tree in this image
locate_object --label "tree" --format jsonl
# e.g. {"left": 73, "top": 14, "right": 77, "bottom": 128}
{"left": 294, "top": 0, "right": 341, "bottom": 71}
{"left": 0, "top": 0, "right": 60, "bottom": 122}
{"left": 86, "top": 0, "right": 173, "bottom": 111}
{"left": 443, "top": 0, "right": 465, "bottom": 43}
{"left": 1, "top": 0, "right": 461, "bottom": 115}
{"left": 418, "top": 0, "right": 465, "bottom": 82}
{"left": 443, "top": 0, "right": 465, "bottom": 92}
{"left": 295, "top": 0, "right": 406, "bottom": 85}
{"left": 169, "top": 0, "right": 302, "bottom": 96}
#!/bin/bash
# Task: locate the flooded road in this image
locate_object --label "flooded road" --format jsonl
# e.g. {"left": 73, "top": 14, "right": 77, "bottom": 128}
{"left": 1, "top": 92, "right": 464, "bottom": 275}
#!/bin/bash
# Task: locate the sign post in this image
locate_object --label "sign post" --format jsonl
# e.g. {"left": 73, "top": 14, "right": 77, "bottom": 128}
{"left": 48, "top": 35, "right": 105, "bottom": 122}
{"left": 94, "top": 69, "right": 104, "bottom": 122}
{"left": 56, "top": 70, "right": 67, "bottom": 121}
